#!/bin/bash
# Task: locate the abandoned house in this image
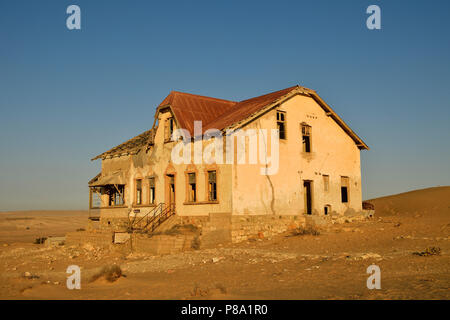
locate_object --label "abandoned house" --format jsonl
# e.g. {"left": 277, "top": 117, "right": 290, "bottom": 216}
{"left": 84, "top": 85, "right": 369, "bottom": 248}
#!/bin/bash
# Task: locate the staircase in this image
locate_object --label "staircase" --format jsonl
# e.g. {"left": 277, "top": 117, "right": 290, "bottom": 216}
{"left": 128, "top": 203, "right": 176, "bottom": 233}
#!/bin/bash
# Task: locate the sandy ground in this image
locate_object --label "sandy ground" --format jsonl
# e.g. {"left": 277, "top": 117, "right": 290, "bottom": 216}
{"left": 0, "top": 187, "right": 448, "bottom": 300}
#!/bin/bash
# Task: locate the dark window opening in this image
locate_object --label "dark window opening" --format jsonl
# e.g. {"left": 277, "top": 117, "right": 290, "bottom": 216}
{"left": 341, "top": 187, "right": 348, "bottom": 203}
{"left": 302, "top": 124, "right": 311, "bottom": 152}
{"left": 188, "top": 173, "right": 196, "bottom": 202}
{"left": 341, "top": 176, "right": 349, "bottom": 203}
{"left": 165, "top": 117, "right": 175, "bottom": 141}
{"left": 303, "top": 181, "right": 312, "bottom": 215}
{"left": 277, "top": 111, "right": 286, "bottom": 140}
{"left": 208, "top": 170, "right": 217, "bottom": 201}
{"left": 108, "top": 185, "right": 125, "bottom": 206}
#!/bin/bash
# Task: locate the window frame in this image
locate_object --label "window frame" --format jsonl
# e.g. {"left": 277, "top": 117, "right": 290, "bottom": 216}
{"left": 164, "top": 116, "right": 175, "bottom": 142}
{"left": 207, "top": 170, "right": 217, "bottom": 202}
{"left": 148, "top": 176, "right": 156, "bottom": 205}
{"left": 276, "top": 110, "right": 287, "bottom": 140}
{"left": 301, "top": 123, "right": 312, "bottom": 153}
{"left": 108, "top": 184, "right": 125, "bottom": 207}
{"left": 186, "top": 172, "right": 197, "bottom": 203}
{"left": 135, "top": 178, "right": 143, "bottom": 205}
{"left": 323, "top": 175, "right": 330, "bottom": 192}
{"left": 341, "top": 176, "right": 349, "bottom": 203}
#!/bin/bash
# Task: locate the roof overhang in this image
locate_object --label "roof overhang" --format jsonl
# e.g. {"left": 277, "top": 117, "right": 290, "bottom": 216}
{"left": 89, "top": 171, "right": 126, "bottom": 187}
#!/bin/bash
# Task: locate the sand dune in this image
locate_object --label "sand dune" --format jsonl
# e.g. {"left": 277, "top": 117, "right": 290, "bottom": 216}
{"left": 366, "top": 186, "right": 450, "bottom": 217}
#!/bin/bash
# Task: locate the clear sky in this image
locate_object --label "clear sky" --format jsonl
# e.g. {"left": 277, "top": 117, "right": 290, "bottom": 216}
{"left": 1, "top": 0, "right": 449, "bottom": 210}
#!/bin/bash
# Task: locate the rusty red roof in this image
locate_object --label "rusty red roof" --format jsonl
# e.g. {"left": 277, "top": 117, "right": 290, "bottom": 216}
{"left": 204, "top": 85, "right": 299, "bottom": 132}
{"left": 93, "top": 85, "right": 368, "bottom": 160}
{"left": 158, "top": 91, "right": 237, "bottom": 135}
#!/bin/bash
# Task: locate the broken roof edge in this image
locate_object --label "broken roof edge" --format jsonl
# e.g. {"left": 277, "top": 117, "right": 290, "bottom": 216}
{"left": 91, "top": 129, "right": 153, "bottom": 161}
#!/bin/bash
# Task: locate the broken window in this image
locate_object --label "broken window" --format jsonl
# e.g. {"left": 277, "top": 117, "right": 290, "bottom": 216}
{"left": 323, "top": 175, "right": 329, "bottom": 192}
{"left": 188, "top": 173, "right": 196, "bottom": 202}
{"left": 89, "top": 188, "right": 102, "bottom": 209}
{"left": 208, "top": 170, "right": 217, "bottom": 201}
{"left": 164, "top": 117, "right": 175, "bottom": 141}
{"left": 108, "top": 185, "right": 125, "bottom": 206}
{"left": 148, "top": 177, "right": 155, "bottom": 204}
{"left": 302, "top": 124, "right": 312, "bottom": 152}
{"left": 276, "top": 111, "right": 286, "bottom": 140}
{"left": 135, "top": 179, "right": 142, "bottom": 205}
{"left": 341, "top": 177, "right": 349, "bottom": 203}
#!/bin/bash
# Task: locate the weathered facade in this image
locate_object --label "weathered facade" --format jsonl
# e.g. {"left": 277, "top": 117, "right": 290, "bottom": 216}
{"left": 87, "top": 85, "right": 369, "bottom": 246}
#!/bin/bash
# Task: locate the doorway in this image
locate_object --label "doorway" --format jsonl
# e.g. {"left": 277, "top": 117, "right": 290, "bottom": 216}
{"left": 303, "top": 180, "right": 312, "bottom": 215}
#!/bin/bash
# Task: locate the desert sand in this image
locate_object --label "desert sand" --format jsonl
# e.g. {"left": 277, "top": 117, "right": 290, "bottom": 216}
{"left": 0, "top": 187, "right": 448, "bottom": 300}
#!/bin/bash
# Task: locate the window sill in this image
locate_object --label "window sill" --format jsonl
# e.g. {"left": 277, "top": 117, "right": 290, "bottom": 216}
{"left": 132, "top": 204, "right": 157, "bottom": 208}
{"left": 183, "top": 201, "right": 219, "bottom": 205}
{"left": 100, "top": 205, "right": 127, "bottom": 209}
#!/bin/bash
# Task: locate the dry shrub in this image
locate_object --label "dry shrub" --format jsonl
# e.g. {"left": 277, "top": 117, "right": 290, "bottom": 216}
{"left": 191, "top": 236, "right": 201, "bottom": 250}
{"left": 191, "top": 283, "right": 209, "bottom": 297}
{"left": 215, "top": 283, "right": 227, "bottom": 294}
{"left": 289, "top": 226, "right": 320, "bottom": 237}
{"left": 91, "top": 265, "right": 123, "bottom": 283}
{"left": 33, "top": 237, "right": 47, "bottom": 244}
{"left": 413, "top": 247, "right": 441, "bottom": 257}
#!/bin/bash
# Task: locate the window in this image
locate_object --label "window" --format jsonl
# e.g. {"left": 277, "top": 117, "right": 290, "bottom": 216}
{"left": 276, "top": 111, "right": 286, "bottom": 140}
{"left": 302, "top": 124, "right": 312, "bottom": 152}
{"left": 341, "top": 176, "right": 349, "bottom": 203}
{"left": 208, "top": 170, "right": 217, "bottom": 201}
{"left": 164, "top": 117, "right": 175, "bottom": 141}
{"left": 135, "top": 179, "right": 142, "bottom": 205}
{"left": 148, "top": 177, "right": 155, "bottom": 204}
{"left": 109, "top": 185, "right": 125, "bottom": 206}
{"left": 89, "top": 188, "right": 102, "bottom": 209}
{"left": 323, "top": 175, "right": 329, "bottom": 192}
{"left": 188, "top": 173, "right": 196, "bottom": 202}
{"left": 324, "top": 205, "right": 331, "bottom": 215}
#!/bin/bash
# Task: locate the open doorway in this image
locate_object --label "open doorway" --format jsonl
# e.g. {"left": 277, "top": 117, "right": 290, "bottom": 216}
{"left": 303, "top": 180, "right": 312, "bottom": 215}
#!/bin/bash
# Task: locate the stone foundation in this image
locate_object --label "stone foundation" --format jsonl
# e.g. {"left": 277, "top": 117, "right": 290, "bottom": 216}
{"left": 230, "top": 215, "right": 306, "bottom": 243}
{"left": 66, "top": 230, "right": 197, "bottom": 255}
{"left": 75, "top": 211, "right": 370, "bottom": 252}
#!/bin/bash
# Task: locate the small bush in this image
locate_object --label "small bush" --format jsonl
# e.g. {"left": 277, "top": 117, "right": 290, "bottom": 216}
{"left": 191, "top": 236, "right": 201, "bottom": 250}
{"left": 289, "top": 226, "right": 320, "bottom": 237}
{"left": 215, "top": 283, "right": 227, "bottom": 294}
{"left": 33, "top": 237, "right": 47, "bottom": 244}
{"left": 413, "top": 247, "right": 441, "bottom": 257}
{"left": 90, "top": 265, "right": 123, "bottom": 283}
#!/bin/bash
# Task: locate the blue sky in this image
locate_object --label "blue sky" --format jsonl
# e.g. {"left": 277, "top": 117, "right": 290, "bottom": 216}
{"left": 1, "top": 0, "right": 449, "bottom": 210}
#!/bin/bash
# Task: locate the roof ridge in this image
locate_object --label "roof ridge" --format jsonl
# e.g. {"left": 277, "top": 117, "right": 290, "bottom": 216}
{"left": 237, "top": 85, "right": 300, "bottom": 103}
{"left": 163, "top": 90, "right": 237, "bottom": 106}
